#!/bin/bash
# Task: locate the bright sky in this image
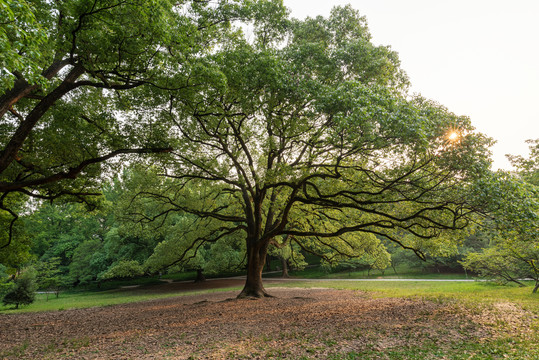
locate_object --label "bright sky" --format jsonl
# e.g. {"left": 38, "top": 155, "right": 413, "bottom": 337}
{"left": 284, "top": 0, "right": 539, "bottom": 170}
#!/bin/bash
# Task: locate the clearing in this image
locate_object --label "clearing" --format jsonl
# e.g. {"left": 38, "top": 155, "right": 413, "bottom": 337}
{"left": 0, "top": 279, "right": 536, "bottom": 359}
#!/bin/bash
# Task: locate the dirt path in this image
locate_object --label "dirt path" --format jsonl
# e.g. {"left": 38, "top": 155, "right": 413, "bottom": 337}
{"left": 0, "top": 281, "right": 500, "bottom": 359}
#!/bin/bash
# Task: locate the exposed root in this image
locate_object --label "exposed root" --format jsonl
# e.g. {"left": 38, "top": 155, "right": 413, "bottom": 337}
{"left": 236, "top": 288, "right": 274, "bottom": 299}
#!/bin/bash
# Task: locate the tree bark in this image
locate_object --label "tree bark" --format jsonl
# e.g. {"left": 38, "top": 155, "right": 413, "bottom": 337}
{"left": 533, "top": 281, "right": 539, "bottom": 294}
{"left": 238, "top": 241, "right": 272, "bottom": 298}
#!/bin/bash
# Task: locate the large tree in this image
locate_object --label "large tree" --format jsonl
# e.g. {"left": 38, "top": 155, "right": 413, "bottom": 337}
{"left": 127, "top": 6, "right": 493, "bottom": 297}
{"left": 0, "top": 0, "right": 263, "bottom": 248}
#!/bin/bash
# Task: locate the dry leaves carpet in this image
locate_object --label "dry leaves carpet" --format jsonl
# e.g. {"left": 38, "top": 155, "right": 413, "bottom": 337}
{"left": 0, "top": 280, "right": 534, "bottom": 359}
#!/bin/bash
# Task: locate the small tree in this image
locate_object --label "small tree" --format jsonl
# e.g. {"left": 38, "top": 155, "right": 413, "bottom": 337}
{"left": 269, "top": 242, "right": 307, "bottom": 278}
{"left": 2, "top": 267, "right": 37, "bottom": 309}
{"left": 36, "top": 257, "right": 63, "bottom": 300}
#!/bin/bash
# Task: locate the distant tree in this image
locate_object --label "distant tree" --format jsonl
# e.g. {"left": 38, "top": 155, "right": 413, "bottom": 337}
{"left": 203, "top": 241, "right": 245, "bottom": 278}
{"left": 463, "top": 142, "right": 539, "bottom": 293}
{"left": 35, "top": 257, "right": 63, "bottom": 300}
{"left": 68, "top": 239, "right": 107, "bottom": 285}
{"left": 461, "top": 238, "right": 536, "bottom": 289}
{"left": 128, "top": 6, "right": 493, "bottom": 297}
{"left": 25, "top": 187, "right": 160, "bottom": 287}
{"left": 268, "top": 237, "right": 307, "bottom": 278}
{"left": 2, "top": 267, "right": 37, "bottom": 309}
{"left": 99, "top": 260, "right": 144, "bottom": 281}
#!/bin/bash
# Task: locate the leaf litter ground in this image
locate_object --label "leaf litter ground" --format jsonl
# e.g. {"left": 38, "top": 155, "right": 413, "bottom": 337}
{"left": 0, "top": 279, "right": 534, "bottom": 359}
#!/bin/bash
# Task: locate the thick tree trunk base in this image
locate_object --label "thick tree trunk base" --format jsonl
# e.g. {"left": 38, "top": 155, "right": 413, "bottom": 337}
{"left": 236, "top": 289, "right": 274, "bottom": 299}
{"left": 240, "top": 240, "right": 272, "bottom": 298}
{"left": 236, "top": 284, "right": 274, "bottom": 299}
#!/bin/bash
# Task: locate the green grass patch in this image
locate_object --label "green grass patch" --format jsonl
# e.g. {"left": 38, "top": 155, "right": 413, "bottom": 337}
{"left": 267, "top": 280, "right": 539, "bottom": 309}
{"left": 2, "top": 276, "right": 537, "bottom": 315}
{"left": 327, "top": 338, "right": 539, "bottom": 360}
{"left": 0, "top": 283, "right": 243, "bottom": 314}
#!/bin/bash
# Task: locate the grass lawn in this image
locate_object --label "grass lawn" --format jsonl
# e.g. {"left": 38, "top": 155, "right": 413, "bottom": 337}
{"left": 268, "top": 279, "right": 539, "bottom": 308}
{"left": 0, "top": 283, "right": 244, "bottom": 314}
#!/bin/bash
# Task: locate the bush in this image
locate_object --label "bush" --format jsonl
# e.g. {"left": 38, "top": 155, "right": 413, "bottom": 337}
{"left": 2, "top": 268, "right": 37, "bottom": 309}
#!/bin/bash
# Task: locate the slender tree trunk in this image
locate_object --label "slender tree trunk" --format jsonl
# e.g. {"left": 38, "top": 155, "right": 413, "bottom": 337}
{"left": 266, "top": 255, "right": 272, "bottom": 272}
{"left": 238, "top": 240, "right": 271, "bottom": 298}
{"left": 194, "top": 269, "right": 206, "bottom": 283}
{"left": 533, "top": 281, "right": 539, "bottom": 294}
{"left": 281, "top": 256, "right": 289, "bottom": 278}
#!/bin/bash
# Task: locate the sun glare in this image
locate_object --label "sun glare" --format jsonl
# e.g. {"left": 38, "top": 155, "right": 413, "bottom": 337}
{"left": 447, "top": 131, "right": 459, "bottom": 141}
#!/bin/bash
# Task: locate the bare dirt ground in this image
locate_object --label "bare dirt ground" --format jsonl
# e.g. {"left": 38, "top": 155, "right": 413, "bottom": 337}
{"left": 0, "top": 279, "right": 509, "bottom": 359}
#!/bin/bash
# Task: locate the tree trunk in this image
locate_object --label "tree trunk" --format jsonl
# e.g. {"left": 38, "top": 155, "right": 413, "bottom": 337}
{"left": 533, "top": 281, "right": 539, "bottom": 294}
{"left": 238, "top": 241, "right": 271, "bottom": 298}
{"left": 194, "top": 269, "right": 206, "bottom": 283}
{"left": 281, "top": 256, "right": 289, "bottom": 278}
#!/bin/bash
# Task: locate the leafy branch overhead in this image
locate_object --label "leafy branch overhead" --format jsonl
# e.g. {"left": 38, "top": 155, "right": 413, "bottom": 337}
{"left": 0, "top": 0, "right": 263, "bottom": 248}
{"left": 0, "top": 0, "right": 267, "bottom": 200}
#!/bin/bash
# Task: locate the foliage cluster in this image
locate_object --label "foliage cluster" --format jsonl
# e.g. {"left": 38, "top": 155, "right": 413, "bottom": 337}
{"left": 462, "top": 140, "right": 539, "bottom": 293}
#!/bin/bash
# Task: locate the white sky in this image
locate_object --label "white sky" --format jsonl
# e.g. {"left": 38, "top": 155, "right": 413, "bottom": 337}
{"left": 284, "top": 0, "right": 539, "bottom": 170}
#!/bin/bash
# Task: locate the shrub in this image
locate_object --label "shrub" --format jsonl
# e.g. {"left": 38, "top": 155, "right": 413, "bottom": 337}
{"left": 2, "top": 268, "right": 37, "bottom": 309}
